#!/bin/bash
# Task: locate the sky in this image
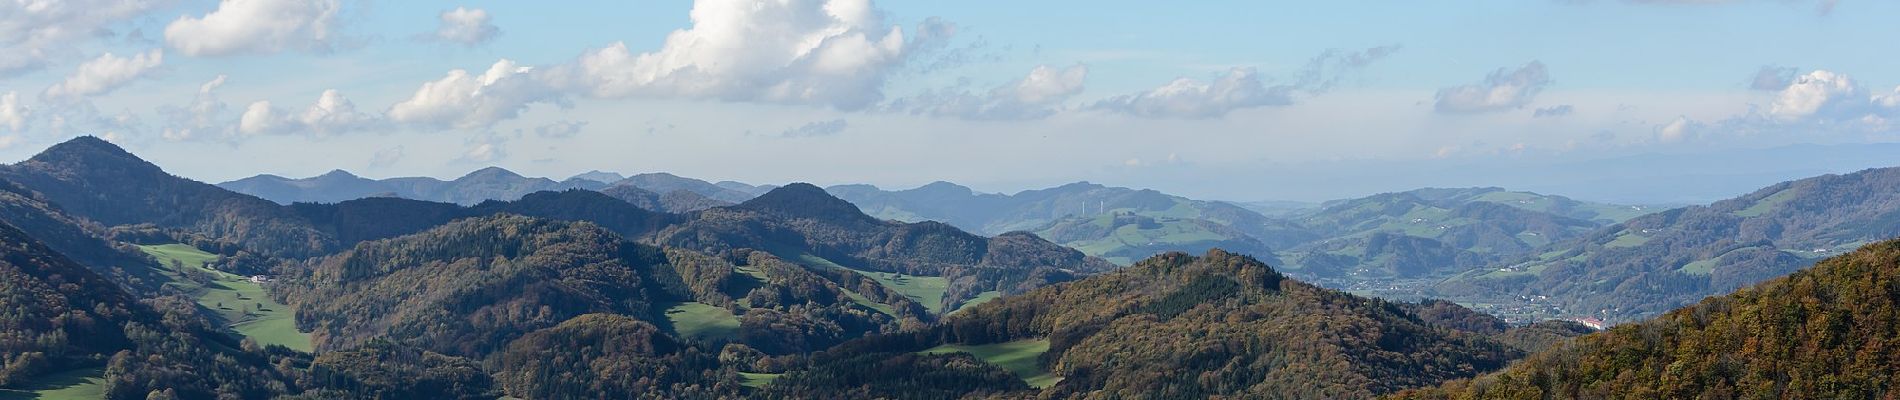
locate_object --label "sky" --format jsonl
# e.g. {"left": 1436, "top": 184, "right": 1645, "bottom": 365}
{"left": 2, "top": 0, "right": 1898, "bottom": 203}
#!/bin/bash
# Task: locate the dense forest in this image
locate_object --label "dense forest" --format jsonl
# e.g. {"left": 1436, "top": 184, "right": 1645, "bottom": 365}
{"left": 1395, "top": 238, "right": 1900, "bottom": 399}
{"left": 770, "top": 249, "right": 1530, "bottom": 399}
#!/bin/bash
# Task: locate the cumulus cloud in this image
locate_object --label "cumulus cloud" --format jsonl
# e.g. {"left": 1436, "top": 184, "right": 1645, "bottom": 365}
{"left": 1768, "top": 70, "right": 1861, "bottom": 121}
{"left": 0, "top": 0, "right": 169, "bottom": 76}
{"left": 1094, "top": 45, "right": 1399, "bottom": 119}
{"left": 1664, "top": 69, "right": 1900, "bottom": 142}
{"left": 890, "top": 64, "right": 1088, "bottom": 120}
{"left": 1434, "top": 61, "right": 1552, "bottom": 114}
{"left": 535, "top": 0, "right": 933, "bottom": 110}
{"left": 433, "top": 7, "right": 498, "bottom": 46}
{"left": 238, "top": 89, "right": 379, "bottom": 136}
{"left": 780, "top": 119, "right": 848, "bottom": 137}
{"left": 387, "top": 59, "right": 557, "bottom": 129}
{"left": 1, "top": 92, "right": 26, "bottom": 132}
{"left": 42, "top": 49, "right": 165, "bottom": 101}
{"left": 1533, "top": 105, "right": 1574, "bottom": 118}
{"left": 1749, "top": 65, "right": 1798, "bottom": 91}
{"left": 164, "top": 0, "right": 342, "bottom": 56}
{"left": 160, "top": 75, "right": 231, "bottom": 141}
{"left": 1656, "top": 116, "right": 1701, "bottom": 143}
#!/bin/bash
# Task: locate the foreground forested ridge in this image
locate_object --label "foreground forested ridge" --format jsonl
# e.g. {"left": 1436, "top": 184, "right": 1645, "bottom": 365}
{"left": 769, "top": 249, "right": 1538, "bottom": 399}
{"left": 1394, "top": 237, "right": 1900, "bottom": 399}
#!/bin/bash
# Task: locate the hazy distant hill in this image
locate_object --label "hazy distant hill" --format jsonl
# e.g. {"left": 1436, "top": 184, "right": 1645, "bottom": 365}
{"left": 1396, "top": 239, "right": 1900, "bottom": 399}
{"left": 1437, "top": 166, "right": 1900, "bottom": 322}
{"left": 828, "top": 181, "right": 1312, "bottom": 265}
{"left": 1276, "top": 188, "right": 1632, "bottom": 281}
{"left": 772, "top": 249, "right": 1527, "bottom": 399}
{"left": 220, "top": 167, "right": 609, "bottom": 205}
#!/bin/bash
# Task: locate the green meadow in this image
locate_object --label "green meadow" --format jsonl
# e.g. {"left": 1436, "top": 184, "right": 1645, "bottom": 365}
{"left": 920, "top": 338, "right": 1059, "bottom": 388}
{"left": 138, "top": 244, "right": 312, "bottom": 352}
{"left": 0, "top": 368, "right": 105, "bottom": 400}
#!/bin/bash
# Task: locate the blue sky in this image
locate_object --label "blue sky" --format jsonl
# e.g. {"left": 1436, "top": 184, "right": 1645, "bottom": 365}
{"left": 1, "top": 0, "right": 1897, "bottom": 203}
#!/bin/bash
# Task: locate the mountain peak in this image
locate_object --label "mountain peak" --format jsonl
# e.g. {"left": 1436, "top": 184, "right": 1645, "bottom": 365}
{"left": 459, "top": 166, "right": 525, "bottom": 181}
{"left": 25, "top": 136, "right": 157, "bottom": 172}
{"left": 568, "top": 170, "right": 625, "bottom": 184}
{"left": 739, "top": 182, "right": 875, "bottom": 223}
{"left": 316, "top": 169, "right": 361, "bottom": 179}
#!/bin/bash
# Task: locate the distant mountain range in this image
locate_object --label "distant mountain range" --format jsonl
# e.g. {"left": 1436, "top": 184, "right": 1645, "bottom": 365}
{"left": 219, "top": 168, "right": 772, "bottom": 208}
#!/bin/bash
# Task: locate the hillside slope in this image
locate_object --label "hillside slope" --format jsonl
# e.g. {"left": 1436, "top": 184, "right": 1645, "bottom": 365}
{"left": 775, "top": 249, "right": 1521, "bottom": 399}
{"left": 1438, "top": 166, "right": 1900, "bottom": 321}
{"left": 1396, "top": 238, "right": 1900, "bottom": 399}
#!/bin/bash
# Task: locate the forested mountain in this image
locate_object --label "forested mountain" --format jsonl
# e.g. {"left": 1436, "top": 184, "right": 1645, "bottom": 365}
{"left": 769, "top": 249, "right": 1530, "bottom": 399}
{"left": 1394, "top": 238, "right": 1900, "bottom": 399}
{"left": 1436, "top": 166, "right": 1900, "bottom": 321}
{"left": 656, "top": 183, "right": 1115, "bottom": 313}
{"left": 220, "top": 167, "right": 610, "bottom": 205}
{"left": 600, "top": 184, "right": 734, "bottom": 213}
{"left": 1276, "top": 189, "right": 1614, "bottom": 281}
{"left": 0, "top": 219, "right": 317, "bottom": 399}
{"left": 622, "top": 172, "right": 766, "bottom": 203}
{"left": 0, "top": 178, "right": 161, "bottom": 293}
{"left": 0, "top": 136, "right": 337, "bottom": 258}
{"left": 827, "top": 181, "right": 1313, "bottom": 264}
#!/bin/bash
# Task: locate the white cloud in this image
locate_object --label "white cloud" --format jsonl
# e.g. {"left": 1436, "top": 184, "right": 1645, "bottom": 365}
{"left": 0, "top": 0, "right": 170, "bottom": 76}
{"left": 0, "top": 92, "right": 26, "bottom": 132}
{"left": 1656, "top": 116, "right": 1700, "bottom": 143}
{"left": 239, "top": 89, "right": 379, "bottom": 136}
{"left": 1093, "top": 45, "right": 1399, "bottom": 119}
{"left": 460, "top": 141, "right": 503, "bottom": 163}
{"left": 41, "top": 49, "right": 165, "bottom": 101}
{"left": 164, "top": 0, "right": 341, "bottom": 56}
{"left": 891, "top": 64, "right": 1087, "bottom": 120}
{"left": 536, "top": 0, "right": 927, "bottom": 110}
{"left": 161, "top": 75, "right": 231, "bottom": 141}
{"left": 1434, "top": 61, "right": 1552, "bottom": 114}
{"left": 1092, "top": 67, "right": 1288, "bottom": 119}
{"left": 387, "top": 59, "right": 556, "bottom": 129}
{"left": 1768, "top": 70, "right": 1859, "bottom": 121}
{"left": 433, "top": 7, "right": 498, "bottom": 46}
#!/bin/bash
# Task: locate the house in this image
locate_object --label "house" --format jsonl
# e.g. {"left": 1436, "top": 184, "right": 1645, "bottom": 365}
{"left": 1568, "top": 317, "right": 1608, "bottom": 331}
{"left": 249, "top": 275, "right": 271, "bottom": 284}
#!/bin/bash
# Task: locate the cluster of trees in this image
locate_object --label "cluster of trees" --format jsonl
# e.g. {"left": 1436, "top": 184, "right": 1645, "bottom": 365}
{"left": 1394, "top": 238, "right": 1900, "bottom": 399}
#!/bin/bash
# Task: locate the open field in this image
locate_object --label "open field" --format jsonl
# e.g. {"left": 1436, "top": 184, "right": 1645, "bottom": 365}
{"left": 768, "top": 246, "right": 952, "bottom": 314}
{"left": 0, "top": 368, "right": 105, "bottom": 400}
{"left": 138, "top": 244, "right": 312, "bottom": 351}
{"left": 660, "top": 302, "right": 741, "bottom": 342}
{"left": 920, "top": 338, "right": 1059, "bottom": 388}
